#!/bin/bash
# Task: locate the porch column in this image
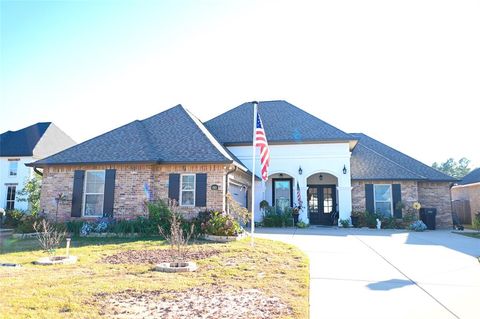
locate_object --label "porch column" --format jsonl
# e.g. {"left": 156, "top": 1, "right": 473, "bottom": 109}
{"left": 337, "top": 186, "right": 352, "bottom": 225}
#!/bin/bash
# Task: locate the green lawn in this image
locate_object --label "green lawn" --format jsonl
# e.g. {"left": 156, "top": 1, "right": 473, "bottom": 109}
{"left": 0, "top": 236, "right": 309, "bottom": 318}
{"left": 456, "top": 232, "right": 480, "bottom": 239}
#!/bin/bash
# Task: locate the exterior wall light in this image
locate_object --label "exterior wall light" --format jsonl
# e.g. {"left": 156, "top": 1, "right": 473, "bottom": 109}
{"left": 298, "top": 166, "right": 303, "bottom": 175}
{"left": 343, "top": 165, "right": 347, "bottom": 175}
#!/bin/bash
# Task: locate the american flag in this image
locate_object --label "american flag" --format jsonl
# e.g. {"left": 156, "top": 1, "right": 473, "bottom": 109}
{"left": 255, "top": 112, "right": 270, "bottom": 181}
{"left": 296, "top": 181, "right": 303, "bottom": 208}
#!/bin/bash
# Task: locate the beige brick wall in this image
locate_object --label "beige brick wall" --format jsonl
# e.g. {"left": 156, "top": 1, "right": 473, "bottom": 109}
{"left": 351, "top": 180, "right": 452, "bottom": 228}
{"left": 351, "top": 180, "right": 418, "bottom": 212}
{"left": 418, "top": 182, "right": 452, "bottom": 228}
{"left": 40, "top": 164, "right": 230, "bottom": 221}
{"left": 451, "top": 184, "right": 480, "bottom": 222}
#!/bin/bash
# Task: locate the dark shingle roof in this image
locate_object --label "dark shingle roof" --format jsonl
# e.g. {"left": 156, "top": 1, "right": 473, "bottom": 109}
{"left": 458, "top": 168, "right": 480, "bottom": 185}
{"left": 205, "top": 100, "right": 355, "bottom": 145}
{"left": 31, "top": 105, "right": 236, "bottom": 166}
{"left": 1, "top": 122, "right": 51, "bottom": 156}
{"left": 350, "top": 133, "right": 457, "bottom": 182}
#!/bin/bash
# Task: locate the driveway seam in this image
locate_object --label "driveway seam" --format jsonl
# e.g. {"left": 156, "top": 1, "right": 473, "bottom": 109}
{"left": 354, "top": 235, "right": 460, "bottom": 319}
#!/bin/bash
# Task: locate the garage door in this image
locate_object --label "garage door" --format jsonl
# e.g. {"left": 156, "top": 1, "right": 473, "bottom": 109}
{"left": 229, "top": 184, "right": 247, "bottom": 208}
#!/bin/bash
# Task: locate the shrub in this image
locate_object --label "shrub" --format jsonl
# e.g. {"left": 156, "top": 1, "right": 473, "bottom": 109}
{"left": 204, "top": 211, "right": 243, "bottom": 236}
{"left": 262, "top": 206, "right": 294, "bottom": 227}
{"left": 3, "top": 209, "right": 25, "bottom": 228}
{"left": 381, "top": 216, "right": 402, "bottom": 229}
{"left": 409, "top": 220, "right": 427, "bottom": 232}
{"left": 473, "top": 212, "right": 480, "bottom": 231}
{"left": 65, "top": 220, "right": 84, "bottom": 237}
{"left": 15, "top": 214, "right": 44, "bottom": 233}
{"left": 339, "top": 219, "right": 350, "bottom": 228}
{"left": 357, "top": 211, "right": 380, "bottom": 228}
{"left": 147, "top": 200, "right": 173, "bottom": 235}
{"left": 296, "top": 220, "right": 309, "bottom": 228}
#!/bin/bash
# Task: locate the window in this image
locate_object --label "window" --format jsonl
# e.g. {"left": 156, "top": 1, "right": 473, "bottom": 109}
{"left": 180, "top": 174, "right": 195, "bottom": 206}
{"left": 83, "top": 170, "right": 105, "bottom": 217}
{"left": 8, "top": 160, "right": 19, "bottom": 176}
{"left": 374, "top": 184, "right": 392, "bottom": 216}
{"left": 6, "top": 185, "right": 16, "bottom": 210}
{"left": 273, "top": 179, "right": 292, "bottom": 213}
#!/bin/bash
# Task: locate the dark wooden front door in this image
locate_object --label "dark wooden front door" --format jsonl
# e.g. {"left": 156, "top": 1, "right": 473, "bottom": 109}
{"left": 308, "top": 185, "right": 337, "bottom": 225}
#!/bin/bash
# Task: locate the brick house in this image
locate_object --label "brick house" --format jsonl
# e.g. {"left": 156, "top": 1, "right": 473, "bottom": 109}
{"left": 29, "top": 101, "right": 456, "bottom": 227}
{"left": 451, "top": 168, "right": 480, "bottom": 224}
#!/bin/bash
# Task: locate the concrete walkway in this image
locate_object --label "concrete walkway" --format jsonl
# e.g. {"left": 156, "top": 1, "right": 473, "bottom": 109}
{"left": 255, "top": 228, "right": 480, "bottom": 319}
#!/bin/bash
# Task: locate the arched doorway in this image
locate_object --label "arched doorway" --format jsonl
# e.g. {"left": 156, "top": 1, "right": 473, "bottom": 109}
{"left": 267, "top": 173, "right": 294, "bottom": 213}
{"left": 307, "top": 172, "right": 338, "bottom": 225}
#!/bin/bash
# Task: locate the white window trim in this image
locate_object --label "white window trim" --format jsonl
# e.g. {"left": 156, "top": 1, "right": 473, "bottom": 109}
{"left": 6, "top": 185, "right": 17, "bottom": 210}
{"left": 82, "top": 170, "right": 105, "bottom": 217}
{"left": 179, "top": 174, "right": 196, "bottom": 207}
{"left": 373, "top": 184, "right": 393, "bottom": 216}
{"left": 8, "top": 159, "right": 19, "bottom": 177}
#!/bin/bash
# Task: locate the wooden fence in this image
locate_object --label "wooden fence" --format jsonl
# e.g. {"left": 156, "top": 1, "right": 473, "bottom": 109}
{"left": 452, "top": 200, "right": 472, "bottom": 225}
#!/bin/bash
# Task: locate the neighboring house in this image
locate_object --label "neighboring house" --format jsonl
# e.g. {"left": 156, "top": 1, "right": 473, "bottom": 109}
{"left": 29, "top": 101, "right": 456, "bottom": 228}
{"left": 451, "top": 168, "right": 480, "bottom": 222}
{"left": 1, "top": 123, "right": 76, "bottom": 211}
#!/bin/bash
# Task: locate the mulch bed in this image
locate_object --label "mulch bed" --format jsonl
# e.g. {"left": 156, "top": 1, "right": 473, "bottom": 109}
{"left": 98, "top": 286, "right": 292, "bottom": 319}
{"left": 102, "top": 248, "right": 220, "bottom": 265}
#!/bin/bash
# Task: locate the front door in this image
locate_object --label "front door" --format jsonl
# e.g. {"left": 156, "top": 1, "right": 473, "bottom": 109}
{"left": 308, "top": 185, "right": 337, "bottom": 225}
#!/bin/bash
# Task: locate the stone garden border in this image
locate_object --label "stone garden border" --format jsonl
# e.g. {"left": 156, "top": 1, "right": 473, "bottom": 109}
{"left": 154, "top": 262, "right": 197, "bottom": 272}
{"left": 202, "top": 232, "right": 246, "bottom": 243}
{"left": 34, "top": 255, "right": 78, "bottom": 266}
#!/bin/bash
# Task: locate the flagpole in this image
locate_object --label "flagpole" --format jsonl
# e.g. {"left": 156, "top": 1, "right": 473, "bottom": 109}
{"left": 251, "top": 101, "right": 258, "bottom": 247}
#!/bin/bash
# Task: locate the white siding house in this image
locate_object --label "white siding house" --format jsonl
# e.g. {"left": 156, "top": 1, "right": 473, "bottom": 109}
{"left": 0, "top": 122, "right": 75, "bottom": 212}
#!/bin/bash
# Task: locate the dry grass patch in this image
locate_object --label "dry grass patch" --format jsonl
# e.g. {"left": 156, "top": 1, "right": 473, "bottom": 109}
{"left": 99, "top": 286, "right": 292, "bottom": 319}
{"left": 0, "top": 237, "right": 308, "bottom": 318}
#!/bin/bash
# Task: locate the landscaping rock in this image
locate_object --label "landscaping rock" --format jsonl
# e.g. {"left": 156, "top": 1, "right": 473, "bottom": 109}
{"left": 154, "top": 261, "right": 197, "bottom": 272}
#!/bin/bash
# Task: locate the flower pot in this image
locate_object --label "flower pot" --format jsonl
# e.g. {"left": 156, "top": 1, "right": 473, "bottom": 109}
{"left": 293, "top": 214, "right": 299, "bottom": 226}
{"left": 351, "top": 216, "right": 359, "bottom": 228}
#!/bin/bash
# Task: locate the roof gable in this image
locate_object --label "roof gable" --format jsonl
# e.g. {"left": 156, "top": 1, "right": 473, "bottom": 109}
{"left": 458, "top": 168, "right": 480, "bottom": 185}
{"left": 0, "top": 122, "right": 51, "bottom": 157}
{"left": 351, "top": 133, "right": 457, "bottom": 182}
{"left": 205, "top": 100, "right": 355, "bottom": 146}
{"left": 32, "top": 105, "right": 234, "bottom": 166}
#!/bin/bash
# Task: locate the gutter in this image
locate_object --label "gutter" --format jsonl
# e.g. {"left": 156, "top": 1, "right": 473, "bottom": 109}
{"left": 33, "top": 167, "right": 43, "bottom": 177}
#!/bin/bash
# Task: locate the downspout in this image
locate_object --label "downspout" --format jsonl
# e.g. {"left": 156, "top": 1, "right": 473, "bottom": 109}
{"left": 224, "top": 166, "right": 237, "bottom": 213}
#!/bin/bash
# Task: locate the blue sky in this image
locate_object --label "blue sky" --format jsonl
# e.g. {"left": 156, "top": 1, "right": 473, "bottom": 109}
{"left": 1, "top": 0, "right": 479, "bottom": 167}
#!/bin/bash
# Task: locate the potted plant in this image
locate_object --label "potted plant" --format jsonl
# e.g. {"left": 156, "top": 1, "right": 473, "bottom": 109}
{"left": 292, "top": 206, "right": 301, "bottom": 226}
{"left": 350, "top": 211, "right": 362, "bottom": 228}
{"left": 259, "top": 200, "right": 269, "bottom": 211}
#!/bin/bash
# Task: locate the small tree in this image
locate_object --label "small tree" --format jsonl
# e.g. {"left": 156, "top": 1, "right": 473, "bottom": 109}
{"left": 17, "top": 173, "right": 42, "bottom": 215}
{"left": 158, "top": 200, "right": 194, "bottom": 262}
{"left": 33, "top": 219, "right": 66, "bottom": 256}
{"left": 226, "top": 193, "right": 249, "bottom": 224}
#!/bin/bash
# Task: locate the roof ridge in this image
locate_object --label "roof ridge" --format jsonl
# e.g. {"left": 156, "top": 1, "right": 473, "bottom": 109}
{"left": 183, "top": 107, "right": 235, "bottom": 163}
{"left": 356, "top": 143, "right": 426, "bottom": 179}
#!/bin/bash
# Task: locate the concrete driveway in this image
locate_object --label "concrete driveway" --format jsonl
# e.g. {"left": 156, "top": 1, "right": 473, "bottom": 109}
{"left": 255, "top": 228, "right": 480, "bottom": 319}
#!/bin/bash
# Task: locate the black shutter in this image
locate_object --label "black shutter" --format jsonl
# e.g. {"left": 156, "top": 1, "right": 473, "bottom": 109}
{"left": 168, "top": 174, "right": 180, "bottom": 202}
{"left": 103, "top": 169, "right": 116, "bottom": 217}
{"left": 365, "top": 184, "right": 375, "bottom": 214}
{"left": 392, "top": 184, "right": 402, "bottom": 218}
{"left": 195, "top": 173, "right": 207, "bottom": 207}
{"left": 71, "top": 170, "right": 85, "bottom": 217}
